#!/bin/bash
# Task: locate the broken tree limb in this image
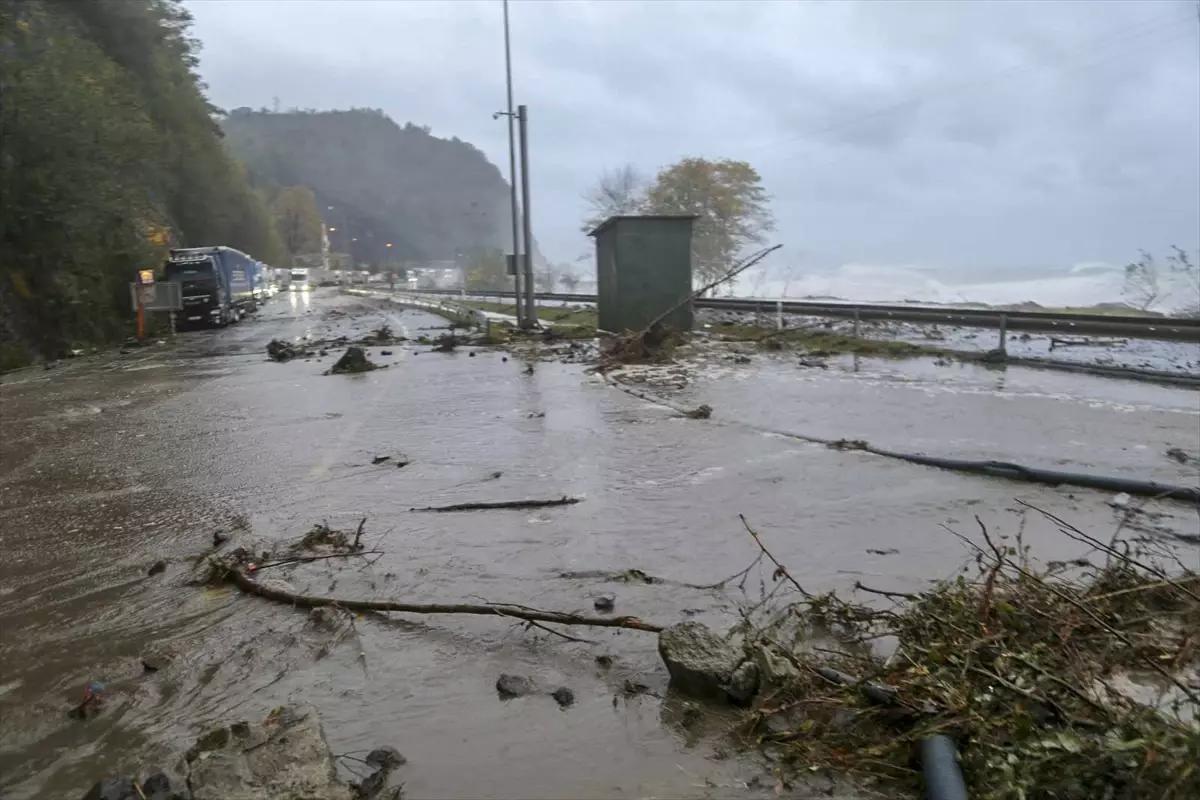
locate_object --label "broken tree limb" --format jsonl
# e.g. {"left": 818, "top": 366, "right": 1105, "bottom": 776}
{"left": 410, "top": 496, "right": 581, "bottom": 512}
{"left": 218, "top": 562, "right": 663, "bottom": 632}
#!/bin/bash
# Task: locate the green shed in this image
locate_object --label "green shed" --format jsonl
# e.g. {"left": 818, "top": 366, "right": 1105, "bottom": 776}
{"left": 588, "top": 214, "right": 697, "bottom": 334}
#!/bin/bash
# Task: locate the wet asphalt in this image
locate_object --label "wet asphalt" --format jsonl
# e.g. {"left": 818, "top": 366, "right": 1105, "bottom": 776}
{"left": 0, "top": 288, "right": 1197, "bottom": 799}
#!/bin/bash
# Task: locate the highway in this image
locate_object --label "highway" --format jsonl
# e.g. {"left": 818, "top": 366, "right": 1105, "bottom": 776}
{"left": 395, "top": 287, "right": 1200, "bottom": 343}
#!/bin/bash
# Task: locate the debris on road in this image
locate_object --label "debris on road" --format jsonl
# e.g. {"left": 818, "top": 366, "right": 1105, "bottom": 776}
{"left": 266, "top": 339, "right": 300, "bottom": 361}
{"left": 593, "top": 594, "right": 616, "bottom": 612}
{"left": 1166, "top": 446, "right": 1194, "bottom": 464}
{"left": 551, "top": 687, "right": 576, "bottom": 708}
{"left": 496, "top": 674, "right": 537, "bottom": 698}
{"left": 410, "top": 496, "right": 581, "bottom": 513}
{"left": 329, "top": 347, "right": 378, "bottom": 374}
{"left": 730, "top": 509, "right": 1200, "bottom": 798}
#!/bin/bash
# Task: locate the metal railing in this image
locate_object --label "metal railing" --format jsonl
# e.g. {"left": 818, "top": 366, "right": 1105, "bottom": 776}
{"left": 391, "top": 288, "right": 1200, "bottom": 343}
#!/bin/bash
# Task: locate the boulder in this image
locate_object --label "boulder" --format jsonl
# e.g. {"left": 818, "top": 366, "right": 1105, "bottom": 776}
{"left": 592, "top": 594, "right": 615, "bottom": 612}
{"left": 330, "top": 347, "right": 378, "bottom": 374}
{"left": 551, "top": 687, "right": 575, "bottom": 708}
{"left": 658, "top": 622, "right": 741, "bottom": 701}
{"left": 185, "top": 705, "right": 354, "bottom": 800}
{"left": 495, "top": 673, "right": 537, "bottom": 698}
{"left": 726, "top": 660, "right": 761, "bottom": 704}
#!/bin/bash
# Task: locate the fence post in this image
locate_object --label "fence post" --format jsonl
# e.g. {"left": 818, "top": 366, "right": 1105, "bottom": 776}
{"left": 776, "top": 300, "right": 783, "bottom": 330}
{"left": 998, "top": 313, "right": 1008, "bottom": 353}
{"left": 853, "top": 308, "right": 861, "bottom": 338}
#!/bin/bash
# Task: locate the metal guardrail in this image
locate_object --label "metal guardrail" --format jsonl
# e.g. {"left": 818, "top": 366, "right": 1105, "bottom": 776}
{"left": 345, "top": 289, "right": 496, "bottom": 335}
{"left": 395, "top": 288, "right": 1200, "bottom": 343}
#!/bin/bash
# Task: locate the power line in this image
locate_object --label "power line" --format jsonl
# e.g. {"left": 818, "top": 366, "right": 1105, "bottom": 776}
{"left": 740, "top": 8, "right": 1194, "bottom": 160}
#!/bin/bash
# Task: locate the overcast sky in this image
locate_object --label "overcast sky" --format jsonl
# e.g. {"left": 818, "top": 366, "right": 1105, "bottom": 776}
{"left": 188, "top": 0, "right": 1200, "bottom": 281}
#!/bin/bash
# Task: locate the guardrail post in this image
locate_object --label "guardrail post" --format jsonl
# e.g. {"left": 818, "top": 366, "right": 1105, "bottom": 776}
{"left": 755, "top": 301, "right": 763, "bottom": 327}
{"left": 776, "top": 300, "right": 783, "bottom": 330}
{"left": 853, "top": 308, "right": 861, "bottom": 338}
{"left": 998, "top": 313, "right": 1008, "bottom": 353}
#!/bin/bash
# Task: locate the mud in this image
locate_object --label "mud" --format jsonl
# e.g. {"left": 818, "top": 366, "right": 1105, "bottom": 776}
{"left": 1, "top": 288, "right": 1197, "bottom": 799}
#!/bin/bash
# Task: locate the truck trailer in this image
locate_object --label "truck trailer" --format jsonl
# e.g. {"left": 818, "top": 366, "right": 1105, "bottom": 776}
{"left": 164, "top": 246, "right": 259, "bottom": 328}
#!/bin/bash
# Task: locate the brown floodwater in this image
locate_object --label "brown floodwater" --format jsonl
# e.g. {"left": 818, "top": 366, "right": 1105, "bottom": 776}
{"left": 1, "top": 289, "right": 1197, "bottom": 799}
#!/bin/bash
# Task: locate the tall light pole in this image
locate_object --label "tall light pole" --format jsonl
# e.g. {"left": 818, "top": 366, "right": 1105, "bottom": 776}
{"left": 500, "top": 0, "right": 524, "bottom": 326}
{"left": 517, "top": 105, "right": 535, "bottom": 325}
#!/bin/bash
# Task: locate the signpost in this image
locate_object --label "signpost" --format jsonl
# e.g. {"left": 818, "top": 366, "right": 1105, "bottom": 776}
{"left": 129, "top": 279, "right": 182, "bottom": 337}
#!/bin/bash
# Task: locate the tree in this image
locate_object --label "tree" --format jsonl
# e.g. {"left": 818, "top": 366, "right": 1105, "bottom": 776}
{"left": 580, "top": 164, "right": 647, "bottom": 233}
{"left": 560, "top": 272, "right": 582, "bottom": 293}
{"left": 1123, "top": 251, "right": 1161, "bottom": 311}
{"left": 1166, "top": 246, "right": 1199, "bottom": 317}
{"left": 271, "top": 186, "right": 324, "bottom": 258}
{"left": 463, "top": 247, "right": 508, "bottom": 290}
{"left": 643, "top": 157, "right": 775, "bottom": 286}
{"left": 535, "top": 263, "right": 557, "bottom": 292}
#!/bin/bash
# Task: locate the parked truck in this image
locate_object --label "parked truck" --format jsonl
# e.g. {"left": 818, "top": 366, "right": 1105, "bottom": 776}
{"left": 164, "top": 246, "right": 259, "bottom": 329}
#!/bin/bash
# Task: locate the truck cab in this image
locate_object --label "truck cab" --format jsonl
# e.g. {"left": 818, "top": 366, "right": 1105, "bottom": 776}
{"left": 289, "top": 268, "right": 310, "bottom": 291}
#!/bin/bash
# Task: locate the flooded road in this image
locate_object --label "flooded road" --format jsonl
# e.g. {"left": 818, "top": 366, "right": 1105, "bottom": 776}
{"left": 1, "top": 289, "right": 1197, "bottom": 799}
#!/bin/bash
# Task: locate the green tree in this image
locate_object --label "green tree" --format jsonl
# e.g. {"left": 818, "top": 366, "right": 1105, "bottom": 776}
{"left": 0, "top": 0, "right": 286, "bottom": 363}
{"left": 643, "top": 157, "right": 775, "bottom": 286}
{"left": 271, "top": 186, "right": 324, "bottom": 258}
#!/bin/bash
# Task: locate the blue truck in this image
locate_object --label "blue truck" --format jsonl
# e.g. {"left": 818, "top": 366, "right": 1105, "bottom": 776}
{"left": 164, "top": 246, "right": 261, "bottom": 329}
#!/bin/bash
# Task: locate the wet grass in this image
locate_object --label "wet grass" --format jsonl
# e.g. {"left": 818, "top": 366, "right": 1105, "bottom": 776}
{"left": 709, "top": 322, "right": 963, "bottom": 360}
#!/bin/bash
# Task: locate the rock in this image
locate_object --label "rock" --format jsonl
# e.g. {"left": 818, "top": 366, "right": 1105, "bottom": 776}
{"left": 658, "top": 622, "right": 741, "bottom": 701}
{"left": 551, "top": 687, "right": 575, "bottom": 707}
{"left": 212, "top": 531, "right": 230, "bottom": 547}
{"left": 594, "top": 654, "right": 613, "bottom": 669}
{"left": 372, "top": 455, "right": 391, "bottom": 465}
{"left": 395, "top": 459, "right": 411, "bottom": 468}
{"left": 147, "top": 560, "right": 167, "bottom": 576}
{"left": 186, "top": 705, "right": 355, "bottom": 800}
{"left": 309, "top": 606, "right": 350, "bottom": 631}
{"left": 80, "top": 778, "right": 137, "bottom": 800}
{"left": 379, "top": 350, "right": 393, "bottom": 356}
{"left": 141, "top": 772, "right": 186, "bottom": 800}
{"left": 980, "top": 348, "right": 1007, "bottom": 364}
{"left": 468, "top": 351, "right": 476, "bottom": 357}
{"left": 330, "top": 346, "right": 378, "bottom": 374}
{"left": 593, "top": 594, "right": 615, "bottom": 612}
{"left": 726, "top": 660, "right": 761, "bottom": 704}
{"left": 495, "top": 673, "right": 537, "bottom": 698}
{"left": 141, "top": 643, "right": 173, "bottom": 673}
{"left": 266, "top": 339, "right": 298, "bottom": 361}
{"left": 751, "top": 643, "right": 801, "bottom": 689}
{"left": 365, "top": 746, "right": 406, "bottom": 770}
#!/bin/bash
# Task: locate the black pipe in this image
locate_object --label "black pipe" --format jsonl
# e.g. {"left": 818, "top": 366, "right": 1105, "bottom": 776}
{"left": 921, "top": 735, "right": 969, "bottom": 800}
{"left": 866, "top": 448, "right": 1200, "bottom": 505}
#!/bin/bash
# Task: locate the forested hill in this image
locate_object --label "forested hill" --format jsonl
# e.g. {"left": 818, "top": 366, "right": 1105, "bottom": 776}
{"left": 0, "top": 0, "right": 285, "bottom": 368}
{"left": 221, "top": 109, "right": 514, "bottom": 264}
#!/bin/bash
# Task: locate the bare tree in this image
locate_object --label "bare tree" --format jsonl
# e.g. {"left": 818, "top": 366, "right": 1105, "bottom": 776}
{"left": 580, "top": 164, "right": 647, "bottom": 233}
{"left": 1122, "top": 250, "right": 1161, "bottom": 311}
{"left": 1167, "top": 246, "right": 1199, "bottom": 317}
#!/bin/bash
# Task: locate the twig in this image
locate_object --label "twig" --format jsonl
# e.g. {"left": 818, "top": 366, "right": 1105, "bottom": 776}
{"left": 696, "top": 552, "right": 765, "bottom": 591}
{"left": 410, "top": 496, "right": 581, "bottom": 512}
{"left": 854, "top": 582, "right": 918, "bottom": 602}
{"left": 255, "top": 551, "right": 385, "bottom": 571}
{"left": 490, "top": 605, "right": 596, "bottom": 644}
{"left": 352, "top": 517, "right": 366, "bottom": 550}
{"left": 739, "top": 514, "right": 811, "bottom": 598}
{"left": 219, "top": 560, "right": 663, "bottom": 632}
{"left": 1019, "top": 501, "right": 1200, "bottom": 604}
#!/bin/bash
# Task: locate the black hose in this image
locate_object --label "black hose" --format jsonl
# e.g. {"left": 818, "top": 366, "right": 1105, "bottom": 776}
{"left": 865, "top": 447, "right": 1200, "bottom": 505}
{"left": 607, "top": 380, "right": 1200, "bottom": 506}
{"left": 921, "top": 735, "right": 969, "bottom": 800}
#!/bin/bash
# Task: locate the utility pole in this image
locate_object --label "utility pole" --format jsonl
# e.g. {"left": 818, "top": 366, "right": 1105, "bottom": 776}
{"left": 517, "top": 105, "right": 535, "bottom": 326}
{"left": 501, "top": 0, "right": 523, "bottom": 326}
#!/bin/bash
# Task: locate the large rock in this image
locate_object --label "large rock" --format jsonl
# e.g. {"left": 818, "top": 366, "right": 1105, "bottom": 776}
{"left": 185, "top": 705, "right": 355, "bottom": 800}
{"left": 658, "top": 622, "right": 742, "bottom": 701}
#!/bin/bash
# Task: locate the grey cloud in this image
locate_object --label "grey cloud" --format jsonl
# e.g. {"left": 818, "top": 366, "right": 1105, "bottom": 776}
{"left": 187, "top": 0, "right": 1200, "bottom": 277}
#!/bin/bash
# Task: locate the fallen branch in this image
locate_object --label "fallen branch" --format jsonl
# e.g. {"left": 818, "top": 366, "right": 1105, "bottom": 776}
{"left": 410, "top": 496, "right": 581, "bottom": 512}
{"left": 739, "top": 513, "right": 811, "bottom": 598}
{"left": 253, "top": 551, "right": 385, "bottom": 572}
{"left": 219, "top": 562, "right": 662, "bottom": 632}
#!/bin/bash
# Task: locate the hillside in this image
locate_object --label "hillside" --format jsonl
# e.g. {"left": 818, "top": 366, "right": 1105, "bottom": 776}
{"left": 221, "top": 109, "right": 516, "bottom": 266}
{"left": 0, "top": 0, "right": 285, "bottom": 367}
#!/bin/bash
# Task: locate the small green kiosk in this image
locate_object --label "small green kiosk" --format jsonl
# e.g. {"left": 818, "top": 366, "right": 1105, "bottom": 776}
{"left": 588, "top": 214, "right": 697, "bottom": 334}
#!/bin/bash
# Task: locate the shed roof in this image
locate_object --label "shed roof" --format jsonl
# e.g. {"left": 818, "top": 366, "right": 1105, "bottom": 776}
{"left": 587, "top": 214, "right": 699, "bottom": 238}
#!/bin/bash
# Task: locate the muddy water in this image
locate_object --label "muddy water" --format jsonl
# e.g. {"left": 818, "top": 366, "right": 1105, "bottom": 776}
{"left": 1, "top": 290, "right": 1198, "bottom": 799}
